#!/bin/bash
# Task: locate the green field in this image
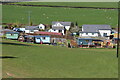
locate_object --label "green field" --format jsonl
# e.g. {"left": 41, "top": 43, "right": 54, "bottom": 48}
{"left": 2, "top": 2, "right": 118, "bottom": 28}
{"left": 2, "top": 39, "right": 118, "bottom": 78}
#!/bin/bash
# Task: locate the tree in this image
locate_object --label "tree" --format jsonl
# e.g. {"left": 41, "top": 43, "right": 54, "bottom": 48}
{"left": 69, "top": 22, "right": 80, "bottom": 33}
{"left": 30, "top": 21, "right": 33, "bottom": 26}
{"left": 75, "top": 22, "right": 78, "bottom": 26}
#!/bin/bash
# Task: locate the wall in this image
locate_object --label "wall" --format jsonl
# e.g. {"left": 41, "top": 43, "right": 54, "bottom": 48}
{"left": 79, "top": 33, "right": 98, "bottom": 37}
{"left": 48, "top": 29, "right": 65, "bottom": 35}
{"left": 6, "top": 34, "right": 18, "bottom": 39}
{"left": 35, "top": 36, "right": 50, "bottom": 43}
{"left": 99, "top": 30, "right": 111, "bottom": 37}
{"left": 77, "top": 39, "right": 93, "bottom": 45}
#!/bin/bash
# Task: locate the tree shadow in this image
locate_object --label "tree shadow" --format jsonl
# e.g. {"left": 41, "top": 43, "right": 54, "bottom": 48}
{"left": 0, "top": 56, "right": 17, "bottom": 59}
{"left": 1, "top": 42, "right": 31, "bottom": 46}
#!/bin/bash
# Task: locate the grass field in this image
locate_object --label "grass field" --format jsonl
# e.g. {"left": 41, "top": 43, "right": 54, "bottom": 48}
{"left": 2, "top": 2, "right": 118, "bottom": 28}
{"left": 2, "top": 39, "right": 118, "bottom": 78}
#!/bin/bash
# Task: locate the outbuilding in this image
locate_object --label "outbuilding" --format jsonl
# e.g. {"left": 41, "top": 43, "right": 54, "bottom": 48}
{"left": 77, "top": 38, "right": 103, "bottom": 47}
{"left": 5, "top": 32, "right": 19, "bottom": 39}
{"left": 34, "top": 35, "right": 50, "bottom": 44}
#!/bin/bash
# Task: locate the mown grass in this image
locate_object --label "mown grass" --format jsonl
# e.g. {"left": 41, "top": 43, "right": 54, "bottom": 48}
{"left": 2, "top": 2, "right": 118, "bottom": 28}
{"left": 2, "top": 39, "right": 118, "bottom": 78}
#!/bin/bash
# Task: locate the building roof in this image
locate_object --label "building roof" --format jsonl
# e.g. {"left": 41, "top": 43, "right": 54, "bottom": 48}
{"left": 35, "top": 31, "right": 62, "bottom": 36}
{"left": 34, "top": 35, "right": 50, "bottom": 38}
{"left": 6, "top": 32, "right": 19, "bottom": 34}
{"left": 79, "top": 31, "right": 99, "bottom": 33}
{"left": 24, "top": 35, "right": 34, "bottom": 38}
{"left": 52, "top": 21, "right": 72, "bottom": 26}
{"left": 77, "top": 38, "right": 103, "bottom": 41}
{"left": 25, "top": 26, "right": 39, "bottom": 30}
{"left": 52, "top": 27, "right": 65, "bottom": 30}
{"left": 82, "top": 25, "right": 111, "bottom": 32}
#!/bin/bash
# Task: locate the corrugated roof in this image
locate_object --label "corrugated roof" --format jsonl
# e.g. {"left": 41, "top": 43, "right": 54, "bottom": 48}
{"left": 35, "top": 31, "right": 62, "bottom": 36}
{"left": 34, "top": 35, "right": 50, "bottom": 38}
{"left": 82, "top": 25, "right": 111, "bottom": 32}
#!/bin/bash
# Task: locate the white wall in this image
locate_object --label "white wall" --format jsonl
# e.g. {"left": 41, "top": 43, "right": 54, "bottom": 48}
{"left": 48, "top": 29, "right": 65, "bottom": 35}
{"left": 48, "top": 29, "right": 59, "bottom": 33}
{"left": 99, "top": 30, "right": 111, "bottom": 37}
{"left": 65, "top": 26, "right": 70, "bottom": 30}
{"left": 39, "top": 24, "right": 45, "bottom": 30}
{"left": 25, "top": 30, "right": 39, "bottom": 33}
{"left": 25, "top": 30, "right": 30, "bottom": 33}
{"left": 79, "top": 33, "right": 99, "bottom": 37}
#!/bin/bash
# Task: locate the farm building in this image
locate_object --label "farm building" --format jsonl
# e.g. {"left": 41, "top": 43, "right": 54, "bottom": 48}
{"left": 25, "top": 26, "right": 39, "bottom": 33}
{"left": 79, "top": 25, "right": 112, "bottom": 37}
{"left": 13, "top": 28, "right": 25, "bottom": 32}
{"left": 48, "top": 21, "right": 73, "bottom": 35}
{"left": 38, "top": 24, "right": 46, "bottom": 30}
{"left": 77, "top": 38, "right": 103, "bottom": 47}
{"left": 24, "top": 35, "right": 34, "bottom": 43}
{"left": 5, "top": 32, "right": 19, "bottom": 39}
{"left": 34, "top": 35, "right": 50, "bottom": 44}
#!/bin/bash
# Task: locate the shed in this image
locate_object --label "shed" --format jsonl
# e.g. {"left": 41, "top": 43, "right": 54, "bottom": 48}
{"left": 6, "top": 32, "right": 19, "bottom": 39}
{"left": 34, "top": 35, "right": 50, "bottom": 44}
{"left": 77, "top": 38, "right": 103, "bottom": 46}
{"left": 24, "top": 35, "right": 34, "bottom": 43}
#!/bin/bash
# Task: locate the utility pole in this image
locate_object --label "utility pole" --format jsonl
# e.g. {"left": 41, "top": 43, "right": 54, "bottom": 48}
{"left": 28, "top": 11, "right": 31, "bottom": 26}
{"left": 117, "top": 4, "right": 120, "bottom": 58}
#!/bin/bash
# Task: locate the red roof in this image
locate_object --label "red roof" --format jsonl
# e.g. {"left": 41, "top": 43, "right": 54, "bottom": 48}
{"left": 35, "top": 31, "right": 62, "bottom": 36}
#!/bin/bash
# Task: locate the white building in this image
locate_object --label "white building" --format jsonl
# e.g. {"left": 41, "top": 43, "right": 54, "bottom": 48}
{"left": 79, "top": 25, "right": 112, "bottom": 37}
{"left": 48, "top": 21, "right": 72, "bottom": 35}
{"left": 25, "top": 26, "right": 39, "bottom": 33}
{"left": 38, "top": 24, "right": 46, "bottom": 30}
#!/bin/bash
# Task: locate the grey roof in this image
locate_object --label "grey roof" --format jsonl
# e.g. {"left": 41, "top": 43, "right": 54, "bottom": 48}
{"left": 79, "top": 31, "right": 99, "bottom": 33}
{"left": 52, "top": 27, "right": 65, "bottom": 30}
{"left": 6, "top": 32, "right": 19, "bottom": 34}
{"left": 24, "top": 35, "right": 34, "bottom": 38}
{"left": 25, "top": 26, "right": 39, "bottom": 30}
{"left": 52, "top": 21, "right": 72, "bottom": 26}
{"left": 82, "top": 25, "right": 111, "bottom": 32}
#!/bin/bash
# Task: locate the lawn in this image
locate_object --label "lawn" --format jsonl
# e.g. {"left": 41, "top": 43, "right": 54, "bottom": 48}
{"left": 2, "top": 39, "right": 118, "bottom": 78}
{"left": 2, "top": 2, "right": 118, "bottom": 28}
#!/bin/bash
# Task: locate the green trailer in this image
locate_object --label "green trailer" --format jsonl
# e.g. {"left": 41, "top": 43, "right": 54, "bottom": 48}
{"left": 5, "top": 32, "right": 19, "bottom": 40}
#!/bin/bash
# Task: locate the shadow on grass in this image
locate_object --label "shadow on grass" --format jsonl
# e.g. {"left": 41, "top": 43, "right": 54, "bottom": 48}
{"left": 0, "top": 56, "right": 17, "bottom": 59}
{"left": 0, "top": 42, "right": 31, "bottom": 46}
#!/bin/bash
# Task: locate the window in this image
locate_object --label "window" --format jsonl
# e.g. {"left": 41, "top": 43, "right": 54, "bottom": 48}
{"left": 37, "top": 38, "right": 40, "bottom": 39}
{"left": 42, "top": 37, "right": 46, "bottom": 40}
{"left": 59, "top": 30, "right": 62, "bottom": 33}
{"left": 103, "top": 33, "right": 107, "bottom": 37}
{"left": 92, "top": 33, "right": 94, "bottom": 35}
{"left": 86, "top": 33, "right": 88, "bottom": 35}
{"left": 10, "top": 34, "right": 14, "bottom": 36}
